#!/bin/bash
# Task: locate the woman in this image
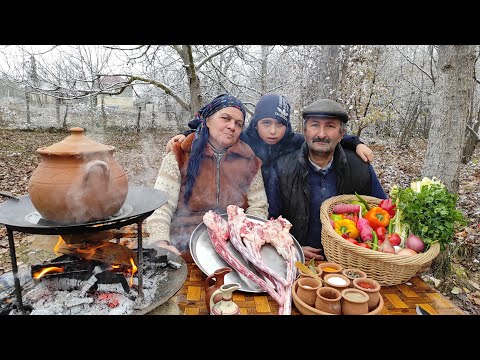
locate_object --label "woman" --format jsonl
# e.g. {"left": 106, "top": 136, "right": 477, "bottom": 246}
{"left": 146, "top": 94, "right": 268, "bottom": 260}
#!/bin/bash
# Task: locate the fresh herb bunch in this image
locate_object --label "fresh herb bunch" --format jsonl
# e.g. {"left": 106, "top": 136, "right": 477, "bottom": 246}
{"left": 390, "top": 178, "right": 467, "bottom": 251}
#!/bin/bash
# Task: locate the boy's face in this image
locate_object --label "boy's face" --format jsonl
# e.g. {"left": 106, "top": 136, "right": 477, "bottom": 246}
{"left": 256, "top": 118, "right": 287, "bottom": 145}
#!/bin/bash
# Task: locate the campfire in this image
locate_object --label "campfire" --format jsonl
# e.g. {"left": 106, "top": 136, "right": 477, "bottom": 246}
{"left": 1, "top": 230, "right": 183, "bottom": 315}
{"left": 0, "top": 186, "right": 187, "bottom": 315}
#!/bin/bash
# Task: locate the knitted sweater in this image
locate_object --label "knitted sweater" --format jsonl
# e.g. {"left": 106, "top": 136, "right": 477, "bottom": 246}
{"left": 146, "top": 133, "right": 268, "bottom": 252}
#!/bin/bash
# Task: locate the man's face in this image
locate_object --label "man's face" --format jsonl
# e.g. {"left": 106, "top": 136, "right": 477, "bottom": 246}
{"left": 303, "top": 117, "right": 345, "bottom": 156}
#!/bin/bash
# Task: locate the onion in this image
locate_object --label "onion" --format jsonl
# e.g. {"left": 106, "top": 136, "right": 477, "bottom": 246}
{"left": 396, "top": 248, "right": 418, "bottom": 256}
{"left": 380, "top": 238, "right": 395, "bottom": 254}
{"left": 405, "top": 234, "right": 425, "bottom": 253}
{"left": 393, "top": 245, "right": 402, "bottom": 253}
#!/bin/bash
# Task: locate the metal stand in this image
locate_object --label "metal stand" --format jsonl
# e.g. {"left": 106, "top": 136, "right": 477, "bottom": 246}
{"left": 3, "top": 216, "right": 149, "bottom": 315}
{"left": 6, "top": 226, "right": 25, "bottom": 314}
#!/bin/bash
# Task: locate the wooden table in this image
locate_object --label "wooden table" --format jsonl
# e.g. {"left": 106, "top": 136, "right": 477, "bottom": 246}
{"left": 175, "top": 262, "right": 466, "bottom": 315}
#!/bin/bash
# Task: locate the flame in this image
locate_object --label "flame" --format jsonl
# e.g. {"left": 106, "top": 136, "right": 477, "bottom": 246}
{"left": 54, "top": 236, "right": 66, "bottom": 255}
{"left": 33, "top": 266, "right": 65, "bottom": 279}
{"left": 129, "top": 257, "right": 137, "bottom": 287}
{"left": 76, "top": 242, "right": 110, "bottom": 258}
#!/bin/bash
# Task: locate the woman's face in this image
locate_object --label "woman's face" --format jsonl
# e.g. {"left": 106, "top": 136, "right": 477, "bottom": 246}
{"left": 206, "top": 107, "right": 244, "bottom": 149}
{"left": 256, "top": 118, "right": 287, "bottom": 145}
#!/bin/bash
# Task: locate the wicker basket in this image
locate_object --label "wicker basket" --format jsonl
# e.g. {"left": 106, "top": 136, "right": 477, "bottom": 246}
{"left": 320, "top": 194, "right": 440, "bottom": 286}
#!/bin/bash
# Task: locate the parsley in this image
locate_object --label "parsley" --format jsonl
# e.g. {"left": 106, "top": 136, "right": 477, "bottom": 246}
{"left": 390, "top": 181, "right": 466, "bottom": 251}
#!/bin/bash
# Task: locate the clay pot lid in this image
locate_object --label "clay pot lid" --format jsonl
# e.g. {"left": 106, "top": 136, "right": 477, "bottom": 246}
{"left": 37, "top": 127, "right": 114, "bottom": 155}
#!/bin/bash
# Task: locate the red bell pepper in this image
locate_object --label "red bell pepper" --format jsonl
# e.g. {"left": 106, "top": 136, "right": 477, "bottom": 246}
{"left": 379, "top": 199, "right": 396, "bottom": 217}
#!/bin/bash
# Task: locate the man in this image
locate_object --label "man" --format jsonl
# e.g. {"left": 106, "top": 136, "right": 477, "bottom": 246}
{"left": 267, "top": 99, "right": 387, "bottom": 262}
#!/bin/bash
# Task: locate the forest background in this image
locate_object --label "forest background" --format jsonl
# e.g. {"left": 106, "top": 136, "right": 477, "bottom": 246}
{"left": 0, "top": 45, "right": 479, "bottom": 314}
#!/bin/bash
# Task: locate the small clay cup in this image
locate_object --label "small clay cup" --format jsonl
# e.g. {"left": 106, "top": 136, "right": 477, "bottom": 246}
{"left": 341, "top": 288, "right": 369, "bottom": 315}
{"left": 352, "top": 277, "right": 381, "bottom": 311}
{"left": 296, "top": 277, "right": 322, "bottom": 307}
{"left": 342, "top": 268, "right": 368, "bottom": 287}
{"left": 317, "top": 262, "right": 343, "bottom": 280}
{"left": 315, "top": 286, "right": 342, "bottom": 314}
{"left": 323, "top": 273, "right": 350, "bottom": 294}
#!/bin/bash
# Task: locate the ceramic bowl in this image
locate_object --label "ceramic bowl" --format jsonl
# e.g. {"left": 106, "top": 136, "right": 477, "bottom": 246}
{"left": 291, "top": 279, "right": 384, "bottom": 315}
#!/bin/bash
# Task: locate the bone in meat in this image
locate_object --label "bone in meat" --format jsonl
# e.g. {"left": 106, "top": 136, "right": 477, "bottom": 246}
{"left": 203, "top": 211, "right": 283, "bottom": 305}
{"left": 226, "top": 205, "right": 288, "bottom": 287}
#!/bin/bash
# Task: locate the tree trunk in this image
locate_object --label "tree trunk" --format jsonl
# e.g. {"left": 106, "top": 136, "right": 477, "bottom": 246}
{"left": 56, "top": 98, "right": 61, "bottom": 124}
{"left": 260, "top": 45, "right": 269, "bottom": 95}
{"left": 101, "top": 95, "right": 107, "bottom": 128}
{"left": 176, "top": 45, "right": 202, "bottom": 116}
{"left": 150, "top": 104, "right": 156, "bottom": 128}
{"left": 89, "top": 95, "right": 97, "bottom": 127}
{"left": 462, "top": 104, "right": 479, "bottom": 163}
{"left": 319, "top": 45, "right": 340, "bottom": 99}
{"left": 422, "top": 45, "right": 476, "bottom": 194}
{"left": 398, "top": 95, "right": 421, "bottom": 146}
{"left": 25, "top": 89, "right": 31, "bottom": 127}
{"left": 62, "top": 103, "right": 69, "bottom": 129}
{"left": 136, "top": 106, "right": 141, "bottom": 133}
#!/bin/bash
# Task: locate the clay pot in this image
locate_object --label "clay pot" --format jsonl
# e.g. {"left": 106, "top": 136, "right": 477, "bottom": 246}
{"left": 315, "top": 287, "right": 342, "bottom": 314}
{"left": 323, "top": 273, "right": 350, "bottom": 294}
{"left": 342, "top": 268, "right": 368, "bottom": 287}
{"left": 205, "top": 267, "right": 232, "bottom": 314}
{"left": 317, "top": 262, "right": 343, "bottom": 279}
{"left": 352, "top": 277, "right": 381, "bottom": 311}
{"left": 28, "top": 127, "right": 128, "bottom": 222}
{"left": 341, "top": 288, "right": 369, "bottom": 315}
{"left": 296, "top": 277, "right": 322, "bottom": 307}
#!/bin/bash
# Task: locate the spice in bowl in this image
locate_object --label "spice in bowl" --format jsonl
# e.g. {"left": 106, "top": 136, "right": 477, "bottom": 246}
{"left": 323, "top": 267, "right": 338, "bottom": 272}
{"left": 356, "top": 280, "right": 376, "bottom": 290}
{"left": 326, "top": 276, "right": 348, "bottom": 286}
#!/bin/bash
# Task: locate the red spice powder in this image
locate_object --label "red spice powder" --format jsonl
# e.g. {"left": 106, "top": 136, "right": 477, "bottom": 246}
{"left": 357, "top": 281, "right": 376, "bottom": 289}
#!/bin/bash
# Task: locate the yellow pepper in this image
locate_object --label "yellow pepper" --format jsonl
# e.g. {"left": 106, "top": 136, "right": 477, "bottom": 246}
{"left": 334, "top": 219, "right": 359, "bottom": 239}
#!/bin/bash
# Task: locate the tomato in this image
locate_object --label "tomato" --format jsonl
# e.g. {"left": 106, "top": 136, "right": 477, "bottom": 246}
{"left": 375, "top": 226, "right": 387, "bottom": 242}
{"left": 344, "top": 237, "right": 359, "bottom": 245}
{"left": 386, "top": 233, "right": 402, "bottom": 247}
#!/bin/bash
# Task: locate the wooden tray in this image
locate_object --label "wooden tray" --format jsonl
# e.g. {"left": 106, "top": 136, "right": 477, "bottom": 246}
{"left": 292, "top": 279, "right": 384, "bottom": 315}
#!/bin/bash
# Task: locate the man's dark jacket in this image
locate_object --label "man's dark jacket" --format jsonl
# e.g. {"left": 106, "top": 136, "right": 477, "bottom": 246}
{"left": 268, "top": 142, "right": 381, "bottom": 248}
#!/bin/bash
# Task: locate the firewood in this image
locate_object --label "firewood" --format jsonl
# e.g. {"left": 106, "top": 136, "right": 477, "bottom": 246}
{"left": 57, "top": 241, "right": 137, "bottom": 267}
{"left": 61, "top": 231, "right": 116, "bottom": 244}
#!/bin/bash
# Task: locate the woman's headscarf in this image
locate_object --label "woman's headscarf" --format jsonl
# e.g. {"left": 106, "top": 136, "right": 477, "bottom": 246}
{"left": 184, "top": 93, "right": 246, "bottom": 204}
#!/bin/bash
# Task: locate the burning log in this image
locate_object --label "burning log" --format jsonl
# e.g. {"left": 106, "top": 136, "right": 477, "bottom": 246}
{"left": 61, "top": 227, "right": 149, "bottom": 244}
{"left": 56, "top": 241, "right": 137, "bottom": 267}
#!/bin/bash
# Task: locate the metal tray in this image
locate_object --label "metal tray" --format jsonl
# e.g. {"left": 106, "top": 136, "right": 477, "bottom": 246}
{"left": 189, "top": 213, "right": 305, "bottom": 293}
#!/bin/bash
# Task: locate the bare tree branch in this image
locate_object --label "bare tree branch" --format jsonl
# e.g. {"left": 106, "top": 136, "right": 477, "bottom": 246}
{"left": 466, "top": 124, "right": 480, "bottom": 141}
{"left": 196, "top": 45, "right": 236, "bottom": 70}
{"left": 395, "top": 46, "right": 434, "bottom": 83}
